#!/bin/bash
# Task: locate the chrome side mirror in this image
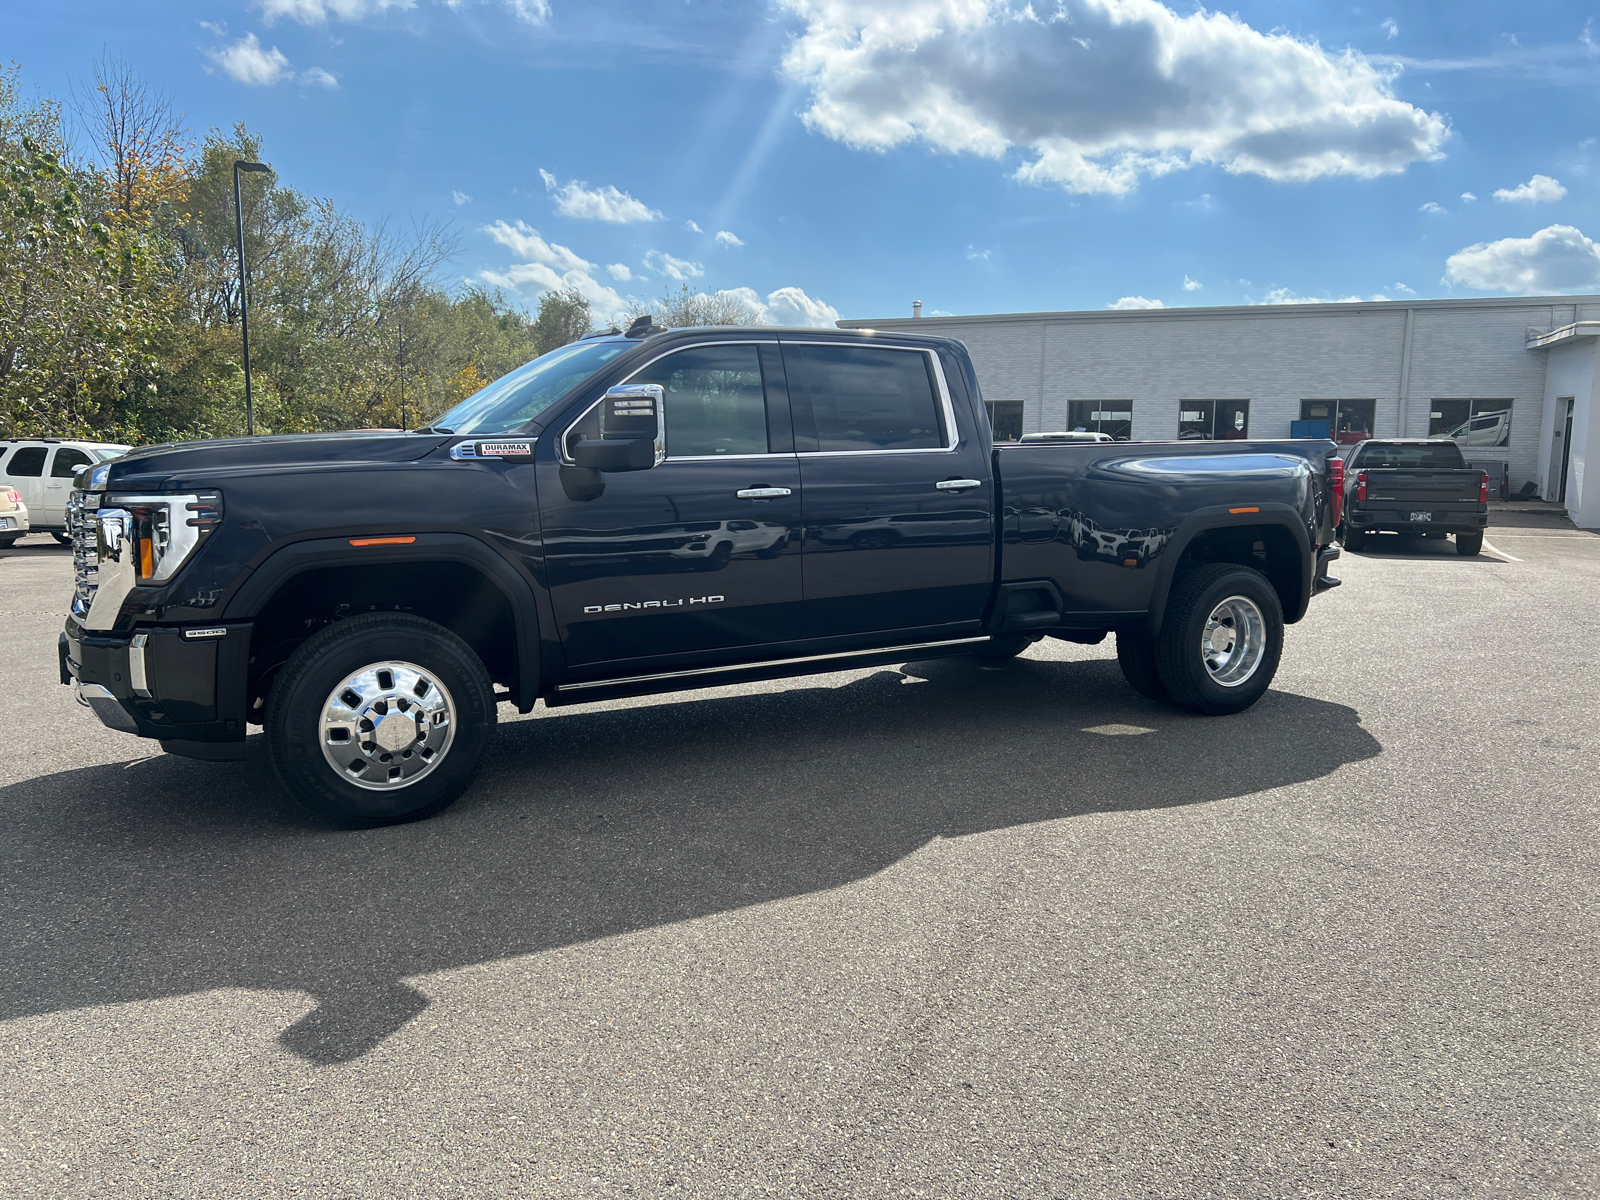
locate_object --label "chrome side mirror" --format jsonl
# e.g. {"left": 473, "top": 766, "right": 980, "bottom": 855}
{"left": 571, "top": 384, "right": 666, "bottom": 472}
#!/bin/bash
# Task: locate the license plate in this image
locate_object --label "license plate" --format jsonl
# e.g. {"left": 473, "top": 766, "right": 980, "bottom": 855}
{"left": 0, "top": 517, "right": 11, "bottom": 529}
{"left": 1410, "top": 511, "right": 1432, "bottom": 522}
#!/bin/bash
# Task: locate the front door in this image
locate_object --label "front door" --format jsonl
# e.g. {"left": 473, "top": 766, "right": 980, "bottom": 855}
{"left": 541, "top": 341, "right": 803, "bottom": 671}
{"left": 781, "top": 341, "right": 994, "bottom": 639}
{"left": 43, "top": 446, "right": 95, "bottom": 527}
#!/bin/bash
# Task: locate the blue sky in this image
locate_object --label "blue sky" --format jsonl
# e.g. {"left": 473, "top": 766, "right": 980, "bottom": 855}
{"left": 9, "top": 0, "right": 1600, "bottom": 324}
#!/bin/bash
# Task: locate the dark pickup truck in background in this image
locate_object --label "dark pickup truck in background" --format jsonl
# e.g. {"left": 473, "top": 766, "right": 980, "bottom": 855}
{"left": 1337, "top": 439, "right": 1489, "bottom": 555}
{"left": 62, "top": 323, "right": 1344, "bottom": 825}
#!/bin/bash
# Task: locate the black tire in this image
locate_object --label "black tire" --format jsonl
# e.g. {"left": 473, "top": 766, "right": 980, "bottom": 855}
{"left": 1154, "top": 564, "right": 1283, "bottom": 716}
{"left": 978, "top": 633, "right": 1038, "bottom": 661}
{"left": 1342, "top": 526, "right": 1366, "bottom": 552}
{"left": 265, "top": 612, "right": 496, "bottom": 826}
{"left": 1116, "top": 628, "right": 1170, "bottom": 703}
{"left": 1455, "top": 531, "right": 1483, "bottom": 556}
{"left": 51, "top": 531, "right": 72, "bottom": 546}
{"left": 0, "top": 536, "right": 17, "bottom": 550}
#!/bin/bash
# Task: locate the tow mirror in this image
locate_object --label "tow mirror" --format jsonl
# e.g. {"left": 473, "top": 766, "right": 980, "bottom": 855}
{"left": 571, "top": 384, "right": 665, "bottom": 472}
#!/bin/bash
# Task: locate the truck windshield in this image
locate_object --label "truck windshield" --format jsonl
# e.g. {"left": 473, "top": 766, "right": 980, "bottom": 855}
{"left": 425, "top": 339, "right": 631, "bottom": 435}
{"left": 1355, "top": 444, "right": 1466, "bottom": 470}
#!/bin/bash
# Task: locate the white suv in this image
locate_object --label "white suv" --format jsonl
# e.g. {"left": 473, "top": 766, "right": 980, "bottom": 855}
{"left": 0, "top": 439, "right": 131, "bottom": 543}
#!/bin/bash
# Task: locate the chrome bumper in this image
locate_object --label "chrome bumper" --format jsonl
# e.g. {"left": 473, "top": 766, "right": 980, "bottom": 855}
{"left": 75, "top": 681, "right": 140, "bottom": 735}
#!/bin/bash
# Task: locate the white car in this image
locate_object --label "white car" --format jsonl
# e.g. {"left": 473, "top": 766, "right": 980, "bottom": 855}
{"left": 670, "top": 519, "right": 789, "bottom": 569}
{"left": 1446, "top": 409, "right": 1511, "bottom": 448}
{"left": 0, "top": 439, "right": 130, "bottom": 543}
{"left": 1020, "top": 430, "right": 1115, "bottom": 443}
{"left": 0, "top": 484, "right": 28, "bottom": 549}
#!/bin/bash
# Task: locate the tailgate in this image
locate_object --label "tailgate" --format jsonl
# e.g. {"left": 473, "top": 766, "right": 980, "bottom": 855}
{"left": 1361, "top": 468, "right": 1483, "bottom": 505}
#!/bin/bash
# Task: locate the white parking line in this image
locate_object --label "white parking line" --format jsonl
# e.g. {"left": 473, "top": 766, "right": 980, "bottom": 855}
{"left": 1482, "top": 538, "right": 1521, "bottom": 562}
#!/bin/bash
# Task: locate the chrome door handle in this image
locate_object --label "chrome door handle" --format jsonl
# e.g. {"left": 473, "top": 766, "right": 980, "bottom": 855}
{"left": 737, "top": 487, "right": 791, "bottom": 498}
{"left": 936, "top": 479, "right": 983, "bottom": 491}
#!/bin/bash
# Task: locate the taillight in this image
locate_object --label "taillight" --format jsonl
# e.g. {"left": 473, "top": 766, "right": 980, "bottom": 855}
{"left": 1356, "top": 470, "right": 1367, "bottom": 502}
{"left": 4, "top": 489, "right": 18, "bottom": 504}
{"left": 1328, "top": 457, "right": 1344, "bottom": 526}
{"left": 1479, "top": 472, "right": 1489, "bottom": 504}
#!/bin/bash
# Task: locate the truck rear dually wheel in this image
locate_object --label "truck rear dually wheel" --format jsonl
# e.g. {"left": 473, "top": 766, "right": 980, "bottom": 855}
{"left": 1115, "top": 628, "right": 1170, "bottom": 702}
{"left": 1154, "top": 564, "right": 1283, "bottom": 715}
{"left": 265, "top": 612, "right": 496, "bottom": 826}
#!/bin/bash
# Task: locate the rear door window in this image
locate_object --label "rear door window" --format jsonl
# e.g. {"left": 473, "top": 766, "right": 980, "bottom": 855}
{"left": 786, "top": 345, "right": 946, "bottom": 451}
{"left": 4, "top": 447, "right": 46, "bottom": 477}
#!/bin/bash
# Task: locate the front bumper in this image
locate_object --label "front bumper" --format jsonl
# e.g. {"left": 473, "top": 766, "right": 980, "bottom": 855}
{"left": 62, "top": 619, "right": 250, "bottom": 760}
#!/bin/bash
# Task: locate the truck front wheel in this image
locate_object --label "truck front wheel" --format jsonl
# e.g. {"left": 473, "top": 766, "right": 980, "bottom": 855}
{"left": 1154, "top": 564, "right": 1283, "bottom": 715}
{"left": 265, "top": 612, "right": 496, "bottom": 826}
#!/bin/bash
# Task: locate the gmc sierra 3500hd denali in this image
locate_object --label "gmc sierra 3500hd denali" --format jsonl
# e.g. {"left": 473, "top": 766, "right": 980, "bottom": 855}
{"left": 61, "top": 321, "right": 1344, "bottom": 826}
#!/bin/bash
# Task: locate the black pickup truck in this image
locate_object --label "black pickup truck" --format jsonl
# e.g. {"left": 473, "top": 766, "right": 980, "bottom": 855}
{"left": 62, "top": 322, "right": 1344, "bottom": 825}
{"left": 1336, "top": 439, "right": 1489, "bottom": 555}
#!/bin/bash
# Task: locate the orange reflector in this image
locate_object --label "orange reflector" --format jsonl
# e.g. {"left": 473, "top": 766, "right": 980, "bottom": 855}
{"left": 138, "top": 536, "right": 154, "bottom": 579}
{"left": 349, "top": 536, "right": 417, "bottom": 547}
{"left": 1228, "top": 506, "right": 1260, "bottom": 514}
{"left": 1123, "top": 558, "right": 1138, "bottom": 567}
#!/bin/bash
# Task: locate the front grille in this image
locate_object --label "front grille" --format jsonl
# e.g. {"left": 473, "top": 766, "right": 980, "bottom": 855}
{"left": 67, "top": 490, "right": 100, "bottom": 618}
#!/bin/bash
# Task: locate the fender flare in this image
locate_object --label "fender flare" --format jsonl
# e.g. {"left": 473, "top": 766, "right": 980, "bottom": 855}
{"left": 222, "top": 532, "right": 542, "bottom": 708}
{"left": 1146, "top": 504, "right": 1314, "bottom": 638}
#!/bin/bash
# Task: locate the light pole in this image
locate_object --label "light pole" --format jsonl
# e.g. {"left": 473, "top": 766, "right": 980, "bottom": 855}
{"left": 233, "top": 159, "right": 273, "bottom": 435}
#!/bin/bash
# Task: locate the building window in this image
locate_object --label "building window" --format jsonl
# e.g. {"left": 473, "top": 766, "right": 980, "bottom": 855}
{"left": 1067, "top": 401, "right": 1134, "bottom": 441}
{"left": 1430, "top": 399, "right": 1512, "bottom": 449}
{"left": 1178, "top": 400, "right": 1249, "bottom": 440}
{"left": 1300, "top": 399, "right": 1376, "bottom": 444}
{"left": 986, "top": 401, "right": 1024, "bottom": 442}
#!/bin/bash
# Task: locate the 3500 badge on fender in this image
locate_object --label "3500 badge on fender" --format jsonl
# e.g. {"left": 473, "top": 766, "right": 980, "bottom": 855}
{"left": 584, "top": 595, "right": 725, "bottom": 614}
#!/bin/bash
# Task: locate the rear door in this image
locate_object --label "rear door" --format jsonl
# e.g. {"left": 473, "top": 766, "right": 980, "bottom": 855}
{"left": 1, "top": 445, "right": 48, "bottom": 527}
{"left": 782, "top": 340, "right": 994, "bottom": 639}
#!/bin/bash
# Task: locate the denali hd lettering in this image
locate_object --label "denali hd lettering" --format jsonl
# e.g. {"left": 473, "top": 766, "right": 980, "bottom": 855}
{"left": 59, "top": 318, "right": 1343, "bottom": 827}
{"left": 583, "top": 595, "right": 725, "bottom": 613}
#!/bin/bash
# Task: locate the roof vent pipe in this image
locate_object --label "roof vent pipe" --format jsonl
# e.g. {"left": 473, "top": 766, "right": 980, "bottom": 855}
{"left": 912, "top": 300, "right": 923, "bottom": 318}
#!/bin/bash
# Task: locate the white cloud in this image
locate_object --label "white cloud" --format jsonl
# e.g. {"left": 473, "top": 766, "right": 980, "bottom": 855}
{"left": 966, "top": 245, "right": 991, "bottom": 261}
{"left": 779, "top": 0, "right": 1449, "bottom": 196}
{"left": 1420, "top": 201, "right": 1446, "bottom": 214}
{"left": 1259, "top": 288, "right": 1386, "bottom": 304}
{"left": 452, "top": 190, "right": 471, "bottom": 206}
{"left": 1461, "top": 191, "right": 1477, "bottom": 202}
{"left": 504, "top": 0, "right": 550, "bottom": 23}
{"left": 606, "top": 263, "right": 634, "bottom": 281}
{"left": 482, "top": 220, "right": 590, "bottom": 273}
{"left": 1445, "top": 224, "right": 1600, "bottom": 293}
{"left": 685, "top": 220, "right": 703, "bottom": 233}
{"left": 714, "top": 230, "right": 744, "bottom": 248}
{"left": 1391, "top": 281, "right": 1415, "bottom": 294}
{"left": 299, "top": 66, "right": 339, "bottom": 88}
{"left": 644, "top": 250, "right": 704, "bottom": 281}
{"left": 763, "top": 286, "right": 841, "bottom": 326}
{"left": 1381, "top": 18, "right": 1398, "bottom": 39}
{"left": 258, "top": 0, "right": 412, "bottom": 23}
{"left": 1109, "top": 296, "right": 1165, "bottom": 309}
{"left": 1493, "top": 174, "right": 1566, "bottom": 203}
{"left": 538, "top": 169, "right": 661, "bottom": 224}
{"left": 208, "top": 33, "right": 291, "bottom": 86}
{"left": 1182, "top": 275, "right": 1202, "bottom": 291}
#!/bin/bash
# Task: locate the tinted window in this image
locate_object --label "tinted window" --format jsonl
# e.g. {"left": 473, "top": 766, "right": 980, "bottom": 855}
{"left": 1353, "top": 443, "right": 1466, "bottom": 470}
{"left": 1178, "top": 400, "right": 1249, "bottom": 440}
{"left": 4, "top": 447, "right": 46, "bottom": 477}
{"left": 986, "top": 401, "right": 1023, "bottom": 442}
{"left": 635, "top": 344, "right": 768, "bottom": 457}
{"left": 792, "top": 346, "right": 945, "bottom": 451}
{"left": 1068, "top": 401, "right": 1133, "bottom": 441}
{"left": 51, "top": 447, "right": 93, "bottom": 478}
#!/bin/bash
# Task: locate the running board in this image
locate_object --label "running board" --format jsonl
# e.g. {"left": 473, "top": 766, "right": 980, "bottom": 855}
{"left": 544, "top": 636, "right": 991, "bottom": 707}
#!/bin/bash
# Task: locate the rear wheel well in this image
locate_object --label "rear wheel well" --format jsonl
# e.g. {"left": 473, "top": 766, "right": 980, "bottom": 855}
{"left": 1172, "top": 524, "right": 1303, "bottom": 623}
{"left": 245, "top": 561, "right": 517, "bottom": 723}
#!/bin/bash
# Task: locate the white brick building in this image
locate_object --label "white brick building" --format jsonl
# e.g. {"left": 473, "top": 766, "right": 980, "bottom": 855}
{"left": 839, "top": 295, "right": 1600, "bottom": 527}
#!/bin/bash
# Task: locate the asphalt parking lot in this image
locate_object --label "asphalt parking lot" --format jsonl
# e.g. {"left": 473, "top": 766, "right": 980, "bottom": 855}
{"left": 2, "top": 518, "right": 1598, "bottom": 1199}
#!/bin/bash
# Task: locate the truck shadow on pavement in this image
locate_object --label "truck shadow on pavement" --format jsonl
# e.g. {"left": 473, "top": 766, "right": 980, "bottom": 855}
{"left": 1, "top": 655, "right": 1380, "bottom": 1066}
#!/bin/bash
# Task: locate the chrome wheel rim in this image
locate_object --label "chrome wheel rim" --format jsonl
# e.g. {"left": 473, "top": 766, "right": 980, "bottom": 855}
{"left": 318, "top": 661, "right": 456, "bottom": 790}
{"left": 1200, "top": 596, "right": 1266, "bottom": 688}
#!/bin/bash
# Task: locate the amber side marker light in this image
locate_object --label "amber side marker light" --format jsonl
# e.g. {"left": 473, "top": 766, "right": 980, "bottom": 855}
{"left": 1228, "top": 506, "right": 1260, "bottom": 514}
{"left": 349, "top": 536, "right": 417, "bottom": 547}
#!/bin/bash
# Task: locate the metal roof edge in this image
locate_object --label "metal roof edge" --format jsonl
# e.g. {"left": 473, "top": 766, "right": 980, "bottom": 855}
{"left": 837, "top": 294, "right": 1600, "bottom": 329}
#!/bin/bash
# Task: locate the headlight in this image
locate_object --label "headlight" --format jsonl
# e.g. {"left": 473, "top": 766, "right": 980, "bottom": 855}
{"left": 87, "top": 463, "right": 112, "bottom": 491}
{"left": 101, "top": 492, "right": 222, "bottom": 584}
